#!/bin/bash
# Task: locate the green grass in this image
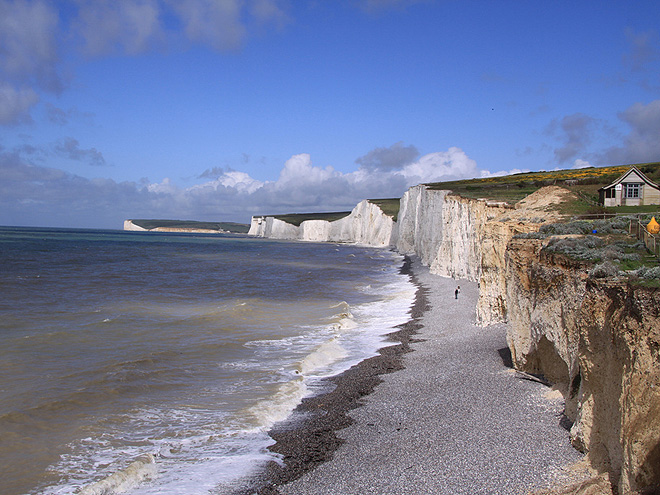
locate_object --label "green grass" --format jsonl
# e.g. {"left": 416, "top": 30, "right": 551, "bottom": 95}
{"left": 423, "top": 162, "right": 660, "bottom": 218}
{"left": 131, "top": 219, "right": 250, "bottom": 233}
{"left": 368, "top": 198, "right": 400, "bottom": 221}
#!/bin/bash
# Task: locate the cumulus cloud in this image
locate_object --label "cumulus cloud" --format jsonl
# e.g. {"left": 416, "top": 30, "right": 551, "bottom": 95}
{"left": 168, "top": 0, "right": 245, "bottom": 51}
{"left": 398, "top": 147, "right": 478, "bottom": 184}
{"left": 0, "top": 0, "right": 291, "bottom": 126}
{"left": 0, "top": 0, "right": 60, "bottom": 122}
{"left": 572, "top": 159, "right": 593, "bottom": 169}
{"left": 599, "top": 100, "right": 660, "bottom": 164}
{"left": 0, "top": 146, "right": 481, "bottom": 228}
{"left": 0, "top": 83, "right": 39, "bottom": 125}
{"left": 356, "top": 141, "right": 419, "bottom": 171}
{"left": 54, "top": 137, "right": 107, "bottom": 166}
{"left": 73, "top": 0, "right": 290, "bottom": 54}
{"left": 623, "top": 28, "right": 659, "bottom": 72}
{"left": 0, "top": 0, "right": 62, "bottom": 90}
{"left": 480, "top": 168, "right": 529, "bottom": 178}
{"left": 193, "top": 169, "right": 263, "bottom": 194}
{"left": 546, "top": 113, "right": 597, "bottom": 163}
{"left": 75, "top": 0, "right": 163, "bottom": 56}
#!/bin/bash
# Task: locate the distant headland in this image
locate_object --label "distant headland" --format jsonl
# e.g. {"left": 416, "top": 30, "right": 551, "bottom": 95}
{"left": 123, "top": 219, "right": 250, "bottom": 234}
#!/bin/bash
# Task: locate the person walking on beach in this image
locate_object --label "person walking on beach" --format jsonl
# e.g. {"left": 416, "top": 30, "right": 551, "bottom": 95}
{"left": 455, "top": 285, "right": 460, "bottom": 299}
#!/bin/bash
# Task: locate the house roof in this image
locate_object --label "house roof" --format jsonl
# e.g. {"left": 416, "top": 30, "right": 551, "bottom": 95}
{"left": 598, "top": 166, "right": 660, "bottom": 191}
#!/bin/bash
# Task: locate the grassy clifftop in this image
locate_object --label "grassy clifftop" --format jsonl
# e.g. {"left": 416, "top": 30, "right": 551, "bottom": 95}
{"left": 130, "top": 219, "right": 250, "bottom": 233}
{"left": 426, "top": 162, "right": 660, "bottom": 215}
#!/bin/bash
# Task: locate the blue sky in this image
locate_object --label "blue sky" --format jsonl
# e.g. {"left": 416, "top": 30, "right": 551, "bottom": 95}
{"left": 1, "top": 0, "right": 659, "bottom": 228}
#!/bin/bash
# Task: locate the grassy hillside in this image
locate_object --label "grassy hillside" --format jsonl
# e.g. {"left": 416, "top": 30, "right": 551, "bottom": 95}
{"left": 426, "top": 162, "right": 660, "bottom": 216}
{"left": 368, "top": 198, "right": 401, "bottom": 221}
{"left": 131, "top": 219, "right": 250, "bottom": 233}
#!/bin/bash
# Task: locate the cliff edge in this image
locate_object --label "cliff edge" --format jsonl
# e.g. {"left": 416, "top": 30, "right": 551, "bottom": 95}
{"left": 506, "top": 238, "right": 660, "bottom": 494}
{"left": 248, "top": 200, "right": 396, "bottom": 247}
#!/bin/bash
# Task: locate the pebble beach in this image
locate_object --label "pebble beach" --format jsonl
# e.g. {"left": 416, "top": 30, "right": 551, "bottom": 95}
{"left": 252, "top": 257, "right": 584, "bottom": 495}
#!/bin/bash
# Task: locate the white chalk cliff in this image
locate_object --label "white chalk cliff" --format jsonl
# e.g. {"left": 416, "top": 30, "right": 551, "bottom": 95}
{"left": 248, "top": 200, "right": 396, "bottom": 247}
{"left": 250, "top": 183, "right": 659, "bottom": 493}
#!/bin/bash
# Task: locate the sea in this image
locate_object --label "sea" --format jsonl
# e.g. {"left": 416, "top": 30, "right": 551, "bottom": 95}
{"left": 0, "top": 227, "right": 416, "bottom": 495}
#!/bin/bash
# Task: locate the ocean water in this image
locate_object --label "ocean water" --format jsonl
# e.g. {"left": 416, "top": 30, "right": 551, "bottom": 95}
{"left": 0, "top": 227, "right": 415, "bottom": 495}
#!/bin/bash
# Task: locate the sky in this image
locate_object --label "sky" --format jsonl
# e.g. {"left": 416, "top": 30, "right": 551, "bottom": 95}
{"left": 1, "top": 0, "right": 659, "bottom": 229}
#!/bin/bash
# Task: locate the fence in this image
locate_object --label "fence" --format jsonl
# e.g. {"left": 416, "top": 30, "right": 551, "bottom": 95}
{"left": 630, "top": 219, "right": 660, "bottom": 257}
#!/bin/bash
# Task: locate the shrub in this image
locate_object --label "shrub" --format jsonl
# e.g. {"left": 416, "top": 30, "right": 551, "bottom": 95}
{"left": 545, "top": 235, "right": 605, "bottom": 261}
{"left": 539, "top": 221, "right": 592, "bottom": 235}
{"left": 633, "top": 266, "right": 660, "bottom": 279}
{"left": 589, "top": 261, "right": 620, "bottom": 278}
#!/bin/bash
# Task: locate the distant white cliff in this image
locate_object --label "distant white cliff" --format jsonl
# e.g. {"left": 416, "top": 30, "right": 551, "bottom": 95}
{"left": 248, "top": 200, "right": 397, "bottom": 247}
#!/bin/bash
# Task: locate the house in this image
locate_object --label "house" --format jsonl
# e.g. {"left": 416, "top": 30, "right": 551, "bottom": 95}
{"left": 598, "top": 166, "right": 660, "bottom": 207}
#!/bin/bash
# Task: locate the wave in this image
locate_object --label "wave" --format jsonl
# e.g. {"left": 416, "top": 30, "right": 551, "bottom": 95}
{"left": 298, "top": 337, "right": 348, "bottom": 376}
{"left": 246, "top": 378, "right": 308, "bottom": 429}
{"left": 78, "top": 454, "right": 157, "bottom": 495}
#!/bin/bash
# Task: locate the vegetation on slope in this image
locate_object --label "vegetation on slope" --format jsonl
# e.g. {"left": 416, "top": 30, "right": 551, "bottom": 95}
{"left": 426, "top": 162, "right": 660, "bottom": 216}
{"left": 131, "top": 219, "right": 250, "bottom": 233}
{"left": 368, "top": 198, "right": 401, "bottom": 221}
{"left": 516, "top": 216, "right": 660, "bottom": 286}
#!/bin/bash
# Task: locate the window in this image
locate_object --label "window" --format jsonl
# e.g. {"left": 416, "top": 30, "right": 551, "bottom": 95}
{"left": 625, "top": 183, "right": 641, "bottom": 198}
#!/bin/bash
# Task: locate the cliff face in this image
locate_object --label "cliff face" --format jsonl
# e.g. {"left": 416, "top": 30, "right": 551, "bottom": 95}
{"left": 249, "top": 184, "right": 659, "bottom": 492}
{"left": 124, "top": 220, "right": 147, "bottom": 231}
{"left": 248, "top": 200, "right": 396, "bottom": 247}
{"left": 506, "top": 238, "right": 660, "bottom": 494}
{"left": 396, "top": 186, "right": 486, "bottom": 281}
{"left": 397, "top": 185, "right": 570, "bottom": 326}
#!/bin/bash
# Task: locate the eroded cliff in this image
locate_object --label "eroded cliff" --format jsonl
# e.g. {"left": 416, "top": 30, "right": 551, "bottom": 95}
{"left": 250, "top": 184, "right": 659, "bottom": 493}
{"left": 506, "top": 237, "right": 660, "bottom": 494}
{"left": 397, "top": 185, "right": 573, "bottom": 325}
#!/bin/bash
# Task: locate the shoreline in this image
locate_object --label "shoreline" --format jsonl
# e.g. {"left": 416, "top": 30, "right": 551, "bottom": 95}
{"left": 245, "top": 255, "right": 427, "bottom": 494}
{"left": 247, "top": 257, "right": 584, "bottom": 494}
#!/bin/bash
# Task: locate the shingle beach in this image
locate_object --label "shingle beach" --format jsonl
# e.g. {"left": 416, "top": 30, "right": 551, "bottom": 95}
{"left": 253, "top": 257, "right": 584, "bottom": 495}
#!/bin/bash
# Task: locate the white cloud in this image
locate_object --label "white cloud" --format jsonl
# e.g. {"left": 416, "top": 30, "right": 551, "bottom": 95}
{"left": 75, "top": 0, "right": 163, "bottom": 56}
{"left": 356, "top": 141, "right": 419, "bottom": 172}
{"left": 480, "top": 168, "right": 529, "bottom": 178}
{"left": 147, "top": 177, "right": 177, "bottom": 194}
{"left": 54, "top": 137, "right": 107, "bottom": 166}
{"left": 0, "top": 0, "right": 60, "bottom": 122}
{"left": 399, "top": 147, "right": 478, "bottom": 184}
{"left": 275, "top": 153, "right": 339, "bottom": 187}
{"left": 169, "top": 0, "right": 245, "bottom": 51}
{"left": 0, "top": 83, "right": 39, "bottom": 125}
{"left": 599, "top": 99, "right": 660, "bottom": 164}
{"left": 250, "top": 0, "right": 290, "bottom": 28}
{"left": 0, "top": 0, "right": 61, "bottom": 90}
{"left": 572, "top": 159, "right": 592, "bottom": 169}
{"left": 0, "top": 0, "right": 292, "bottom": 127}
{"left": 546, "top": 113, "right": 597, "bottom": 164}
{"left": 623, "top": 28, "right": 659, "bottom": 72}
{"left": 0, "top": 146, "right": 482, "bottom": 228}
{"left": 193, "top": 169, "right": 264, "bottom": 194}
